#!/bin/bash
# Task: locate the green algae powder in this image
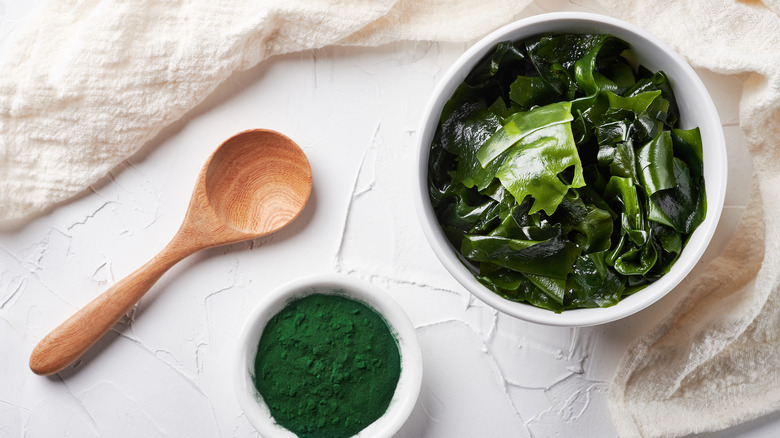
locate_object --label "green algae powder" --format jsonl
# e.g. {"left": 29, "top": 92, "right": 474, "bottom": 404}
{"left": 253, "top": 293, "right": 402, "bottom": 438}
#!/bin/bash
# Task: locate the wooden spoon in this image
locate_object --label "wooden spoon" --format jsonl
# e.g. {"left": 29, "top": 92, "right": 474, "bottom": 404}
{"left": 29, "top": 129, "right": 312, "bottom": 376}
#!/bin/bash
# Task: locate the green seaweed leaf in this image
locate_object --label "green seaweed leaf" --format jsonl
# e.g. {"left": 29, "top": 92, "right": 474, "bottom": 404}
{"left": 495, "top": 122, "right": 585, "bottom": 215}
{"left": 650, "top": 158, "right": 706, "bottom": 234}
{"left": 604, "top": 176, "right": 647, "bottom": 245}
{"left": 460, "top": 232, "right": 580, "bottom": 279}
{"left": 568, "top": 251, "right": 625, "bottom": 308}
{"left": 478, "top": 101, "right": 573, "bottom": 166}
{"left": 525, "top": 273, "right": 567, "bottom": 305}
{"left": 638, "top": 130, "right": 676, "bottom": 195}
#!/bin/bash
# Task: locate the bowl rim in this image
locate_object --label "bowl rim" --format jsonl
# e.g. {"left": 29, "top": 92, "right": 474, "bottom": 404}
{"left": 412, "top": 11, "right": 727, "bottom": 327}
{"left": 233, "top": 273, "right": 423, "bottom": 437}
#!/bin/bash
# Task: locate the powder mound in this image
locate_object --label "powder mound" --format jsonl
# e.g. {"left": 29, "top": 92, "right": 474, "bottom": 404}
{"left": 253, "top": 293, "right": 401, "bottom": 438}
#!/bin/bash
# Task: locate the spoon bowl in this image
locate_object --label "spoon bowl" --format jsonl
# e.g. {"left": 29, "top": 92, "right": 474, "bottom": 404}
{"left": 29, "top": 129, "right": 312, "bottom": 376}
{"left": 205, "top": 130, "right": 311, "bottom": 235}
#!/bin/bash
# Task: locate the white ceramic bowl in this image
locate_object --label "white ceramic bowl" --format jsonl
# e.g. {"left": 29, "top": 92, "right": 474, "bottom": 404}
{"left": 413, "top": 12, "right": 727, "bottom": 327}
{"left": 234, "top": 274, "right": 422, "bottom": 437}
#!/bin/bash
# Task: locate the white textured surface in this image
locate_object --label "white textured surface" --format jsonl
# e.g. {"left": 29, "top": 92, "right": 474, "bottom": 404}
{"left": 0, "top": 1, "right": 773, "bottom": 437}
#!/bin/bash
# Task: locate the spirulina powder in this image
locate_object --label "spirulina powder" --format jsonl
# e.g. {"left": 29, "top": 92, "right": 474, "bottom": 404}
{"left": 253, "top": 293, "right": 402, "bottom": 438}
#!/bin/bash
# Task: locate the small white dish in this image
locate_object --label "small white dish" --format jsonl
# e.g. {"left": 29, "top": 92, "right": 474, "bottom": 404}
{"left": 234, "top": 274, "right": 422, "bottom": 437}
{"left": 413, "top": 12, "right": 727, "bottom": 327}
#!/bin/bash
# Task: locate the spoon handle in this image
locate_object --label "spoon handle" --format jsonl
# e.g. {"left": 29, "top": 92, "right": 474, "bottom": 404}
{"left": 29, "top": 244, "right": 190, "bottom": 376}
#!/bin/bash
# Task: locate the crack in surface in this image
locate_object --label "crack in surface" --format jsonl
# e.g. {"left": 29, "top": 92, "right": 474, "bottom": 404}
{"left": 505, "top": 372, "right": 577, "bottom": 391}
{"left": 0, "top": 399, "right": 31, "bottom": 413}
{"left": 91, "top": 262, "right": 107, "bottom": 278}
{"left": 420, "top": 387, "right": 444, "bottom": 423}
{"left": 566, "top": 327, "right": 579, "bottom": 361}
{"left": 109, "top": 329, "right": 224, "bottom": 438}
{"left": 518, "top": 336, "right": 565, "bottom": 360}
{"left": 64, "top": 202, "right": 118, "bottom": 235}
{"left": 331, "top": 128, "right": 380, "bottom": 271}
{"left": 416, "top": 319, "right": 531, "bottom": 435}
{"left": 0, "top": 277, "right": 25, "bottom": 309}
{"left": 53, "top": 374, "right": 100, "bottom": 435}
{"left": 338, "top": 268, "right": 464, "bottom": 297}
{"left": 485, "top": 309, "right": 499, "bottom": 345}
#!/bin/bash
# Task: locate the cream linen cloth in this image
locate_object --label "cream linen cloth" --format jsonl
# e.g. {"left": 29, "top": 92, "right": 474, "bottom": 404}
{"left": 1, "top": 0, "right": 779, "bottom": 437}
